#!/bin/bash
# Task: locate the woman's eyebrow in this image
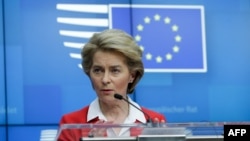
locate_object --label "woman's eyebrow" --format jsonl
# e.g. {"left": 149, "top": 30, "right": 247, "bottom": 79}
{"left": 111, "top": 64, "right": 121, "bottom": 67}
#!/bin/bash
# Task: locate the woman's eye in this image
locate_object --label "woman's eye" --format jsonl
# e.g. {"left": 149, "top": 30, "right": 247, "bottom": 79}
{"left": 93, "top": 68, "right": 101, "bottom": 73}
{"left": 112, "top": 69, "right": 120, "bottom": 73}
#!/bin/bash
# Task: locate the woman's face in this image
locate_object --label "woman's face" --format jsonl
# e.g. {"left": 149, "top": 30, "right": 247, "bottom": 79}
{"left": 90, "top": 51, "right": 135, "bottom": 103}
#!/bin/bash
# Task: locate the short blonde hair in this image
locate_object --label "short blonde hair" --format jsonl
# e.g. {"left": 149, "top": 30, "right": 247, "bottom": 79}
{"left": 81, "top": 29, "right": 144, "bottom": 94}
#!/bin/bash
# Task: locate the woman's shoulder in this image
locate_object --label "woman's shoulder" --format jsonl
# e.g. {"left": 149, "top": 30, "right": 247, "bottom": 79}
{"left": 59, "top": 105, "right": 90, "bottom": 124}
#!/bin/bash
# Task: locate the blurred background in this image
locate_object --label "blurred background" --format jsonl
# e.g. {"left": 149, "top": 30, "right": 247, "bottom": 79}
{"left": 0, "top": 0, "right": 250, "bottom": 140}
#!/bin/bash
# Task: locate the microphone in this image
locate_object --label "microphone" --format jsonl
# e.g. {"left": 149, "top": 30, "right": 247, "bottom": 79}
{"left": 114, "top": 93, "right": 153, "bottom": 125}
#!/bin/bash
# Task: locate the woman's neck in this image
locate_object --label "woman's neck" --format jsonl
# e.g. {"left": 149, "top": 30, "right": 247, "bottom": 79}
{"left": 99, "top": 99, "right": 129, "bottom": 124}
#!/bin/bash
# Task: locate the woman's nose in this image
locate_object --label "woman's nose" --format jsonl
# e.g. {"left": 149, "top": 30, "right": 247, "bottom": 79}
{"left": 101, "top": 72, "right": 110, "bottom": 84}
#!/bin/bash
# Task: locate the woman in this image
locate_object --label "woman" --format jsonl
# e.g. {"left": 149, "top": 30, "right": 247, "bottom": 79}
{"left": 58, "top": 29, "right": 166, "bottom": 140}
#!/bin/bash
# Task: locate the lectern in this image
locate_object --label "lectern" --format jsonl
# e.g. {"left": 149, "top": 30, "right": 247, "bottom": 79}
{"left": 55, "top": 122, "right": 225, "bottom": 141}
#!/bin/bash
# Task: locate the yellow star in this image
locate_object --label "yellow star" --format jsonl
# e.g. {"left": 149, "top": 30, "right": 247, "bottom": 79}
{"left": 172, "top": 24, "right": 179, "bottom": 32}
{"left": 144, "top": 17, "right": 151, "bottom": 24}
{"left": 137, "top": 24, "right": 143, "bottom": 31}
{"left": 156, "top": 56, "right": 162, "bottom": 63}
{"left": 154, "top": 14, "right": 160, "bottom": 21}
{"left": 166, "top": 53, "right": 173, "bottom": 60}
{"left": 175, "top": 35, "right": 182, "bottom": 42}
{"left": 135, "top": 35, "right": 141, "bottom": 41}
{"left": 146, "top": 53, "right": 152, "bottom": 60}
{"left": 140, "top": 45, "right": 144, "bottom": 51}
{"left": 173, "top": 45, "right": 180, "bottom": 53}
{"left": 164, "top": 17, "right": 171, "bottom": 24}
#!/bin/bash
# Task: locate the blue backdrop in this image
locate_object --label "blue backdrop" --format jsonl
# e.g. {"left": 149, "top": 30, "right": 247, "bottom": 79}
{"left": 1, "top": 0, "right": 250, "bottom": 141}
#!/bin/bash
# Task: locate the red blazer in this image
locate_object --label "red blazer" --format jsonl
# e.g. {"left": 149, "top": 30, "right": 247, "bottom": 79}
{"left": 57, "top": 106, "right": 166, "bottom": 141}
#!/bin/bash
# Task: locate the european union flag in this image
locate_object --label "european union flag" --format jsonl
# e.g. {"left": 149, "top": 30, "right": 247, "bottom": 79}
{"left": 109, "top": 5, "right": 207, "bottom": 73}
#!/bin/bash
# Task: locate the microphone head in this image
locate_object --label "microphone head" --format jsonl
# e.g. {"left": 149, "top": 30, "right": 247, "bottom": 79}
{"left": 114, "top": 93, "right": 123, "bottom": 100}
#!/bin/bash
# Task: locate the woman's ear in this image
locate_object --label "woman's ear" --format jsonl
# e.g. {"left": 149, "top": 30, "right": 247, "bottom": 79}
{"left": 129, "top": 72, "right": 136, "bottom": 83}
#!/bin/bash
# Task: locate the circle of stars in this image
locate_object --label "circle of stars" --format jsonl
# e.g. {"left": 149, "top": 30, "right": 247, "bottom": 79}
{"left": 135, "top": 14, "right": 182, "bottom": 63}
